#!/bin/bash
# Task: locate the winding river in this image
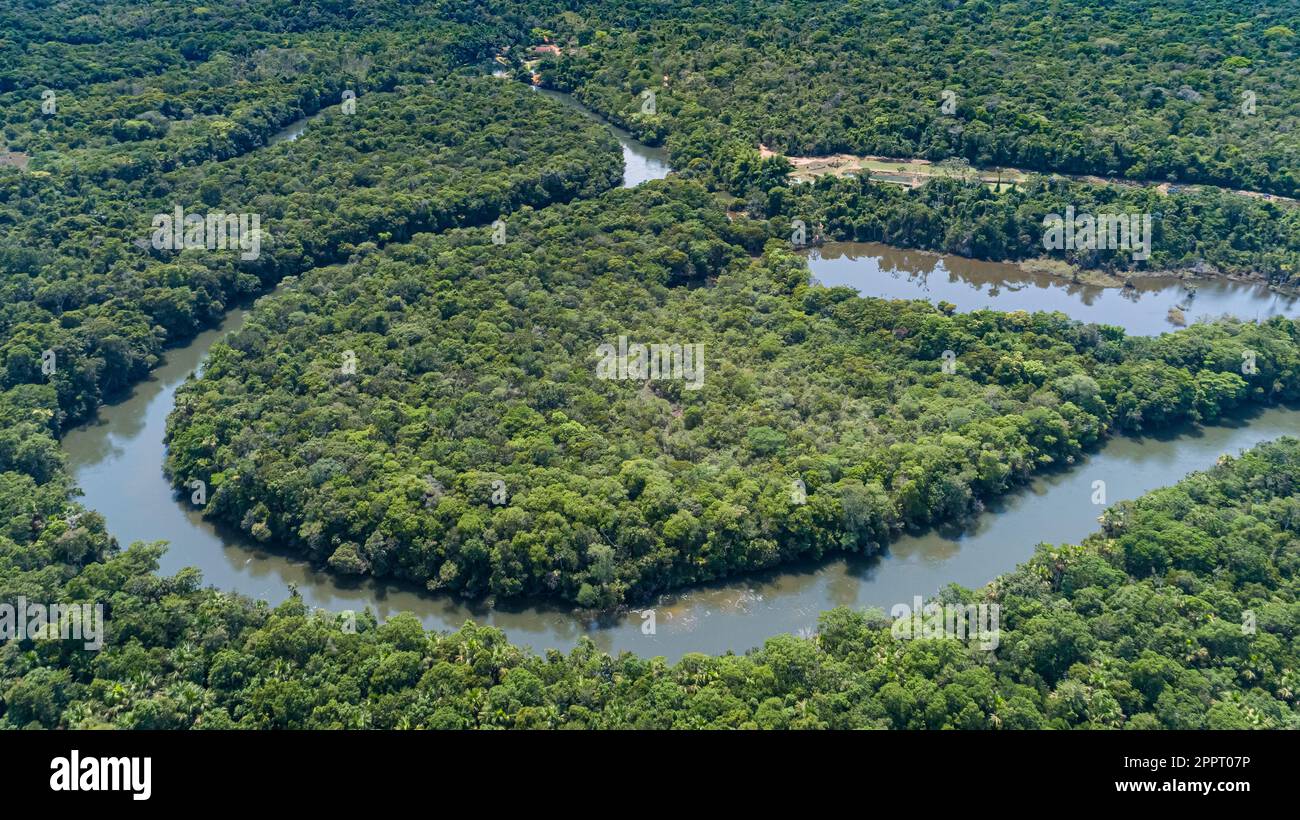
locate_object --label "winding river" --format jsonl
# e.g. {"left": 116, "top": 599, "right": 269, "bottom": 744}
{"left": 61, "top": 88, "right": 1300, "bottom": 661}
{"left": 530, "top": 86, "right": 672, "bottom": 188}
{"left": 808, "top": 243, "right": 1300, "bottom": 336}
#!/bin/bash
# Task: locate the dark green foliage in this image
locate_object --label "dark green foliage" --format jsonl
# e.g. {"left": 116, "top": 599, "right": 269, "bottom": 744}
{"left": 164, "top": 179, "right": 1300, "bottom": 605}
{"left": 525, "top": 0, "right": 1300, "bottom": 283}
{"left": 6, "top": 402, "right": 1299, "bottom": 728}
{"left": 538, "top": 0, "right": 1300, "bottom": 197}
{"left": 773, "top": 174, "right": 1300, "bottom": 282}
{"left": 1, "top": 77, "right": 621, "bottom": 428}
{"left": 3, "top": 0, "right": 1300, "bottom": 732}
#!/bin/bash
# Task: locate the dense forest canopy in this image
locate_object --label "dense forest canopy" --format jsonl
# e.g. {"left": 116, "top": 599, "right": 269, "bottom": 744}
{"left": 1, "top": 0, "right": 1298, "bottom": 731}
{"left": 1, "top": 77, "right": 621, "bottom": 427}
{"left": 513, "top": 0, "right": 1300, "bottom": 282}
{"left": 164, "top": 178, "right": 1300, "bottom": 607}
{"left": 771, "top": 172, "right": 1300, "bottom": 279}
{"left": 531, "top": 0, "right": 1300, "bottom": 197}
{"left": 6, "top": 412, "right": 1300, "bottom": 728}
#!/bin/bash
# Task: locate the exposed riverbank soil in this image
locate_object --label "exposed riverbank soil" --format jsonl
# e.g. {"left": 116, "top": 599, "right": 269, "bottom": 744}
{"left": 0, "top": 149, "right": 31, "bottom": 170}
{"left": 1015, "top": 257, "right": 1300, "bottom": 298}
{"left": 770, "top": 144, "right": 1299, "bottom": 206}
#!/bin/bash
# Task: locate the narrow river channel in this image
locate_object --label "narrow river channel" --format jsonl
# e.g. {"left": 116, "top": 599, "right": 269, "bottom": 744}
{"left": 60, "top": 86, "right": 1300, "bottom": 661}
{"left": 808, "top": 242, "right": 1300, "bottom": 336}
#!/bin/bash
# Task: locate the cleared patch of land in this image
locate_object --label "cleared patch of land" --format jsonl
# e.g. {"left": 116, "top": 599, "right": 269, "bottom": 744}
{"left": 772, "top": 144, "right": 1298, "bottom": 205}
{"left": 0, "top": 149, "right": 31, "bottom": 170}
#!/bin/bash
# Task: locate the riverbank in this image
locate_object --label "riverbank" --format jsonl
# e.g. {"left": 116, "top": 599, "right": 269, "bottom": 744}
{"left": 66, "top": 296, "right": 1300, "bottom": 659}
{"left": 808, "top": 242, "right": 1300, "bottom": 336}
{"left": 774, "top": 144, "right": 1300, "bottom": 207}
{"left": 48, "top": 78, "right": 1300, "bottom": 662}
{"left": 1014, "top": 256, "right": 1300, "bottom": 299}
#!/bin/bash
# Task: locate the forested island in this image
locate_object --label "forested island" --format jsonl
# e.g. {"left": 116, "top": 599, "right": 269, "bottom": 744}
{"left": 1, "top": 0, "right": 1298, "bottom": 732}
{"left": 7, "top": 415, "right": 1300, "bottom": 727}
{"left": 162, "top": 178, "right": 1300, "bottom": 607}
